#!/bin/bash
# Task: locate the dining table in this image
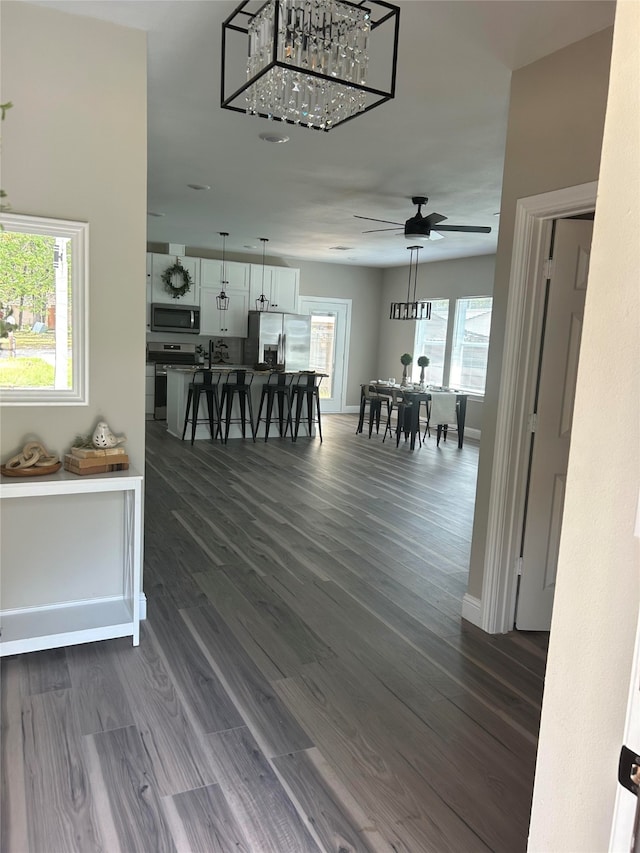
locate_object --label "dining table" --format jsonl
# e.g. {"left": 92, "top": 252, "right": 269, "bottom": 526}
{"left": 366, "top": 382, "right": 468, "bottom": 451}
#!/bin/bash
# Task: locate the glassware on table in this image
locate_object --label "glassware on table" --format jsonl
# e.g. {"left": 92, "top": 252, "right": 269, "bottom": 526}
{"left": 388, "top": 377, "right": 396, "bottom": 386}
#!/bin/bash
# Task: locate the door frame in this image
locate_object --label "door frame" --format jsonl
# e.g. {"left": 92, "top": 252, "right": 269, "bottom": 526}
{"left": 478, "top": 181, "right": 598, "bottom": 634}
{"left": 298, "top": 296, "right": 352, "bottom": 413}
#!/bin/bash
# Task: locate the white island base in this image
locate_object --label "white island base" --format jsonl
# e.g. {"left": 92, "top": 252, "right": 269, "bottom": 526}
{"left": 166, "top": 368, "right": 316, "bottom": 441}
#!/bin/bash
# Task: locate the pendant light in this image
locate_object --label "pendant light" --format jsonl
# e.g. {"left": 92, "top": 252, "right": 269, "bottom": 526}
{"left": 255, "top": 237, "right": 270, "bottom": 312}
{"left": 389, "top": 245, "right": 432, "bottom": 320}
{"left": 216, "top": 231, "right": 230, "bottom": 311}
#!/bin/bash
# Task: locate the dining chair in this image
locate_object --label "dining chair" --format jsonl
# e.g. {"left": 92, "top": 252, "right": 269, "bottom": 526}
{"left": 357, "top": 383, "right": 387, "bottom": 438}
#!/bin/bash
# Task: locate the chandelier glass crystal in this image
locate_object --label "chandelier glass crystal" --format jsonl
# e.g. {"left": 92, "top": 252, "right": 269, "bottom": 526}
{"left": 221, "top": 0, "right": 400, "bottom": 132}
{"left": 247, "top": 0, "right": 369, "bottom": 130}
{"left": 389, "top": 246, "right": 432, "bottom": 321}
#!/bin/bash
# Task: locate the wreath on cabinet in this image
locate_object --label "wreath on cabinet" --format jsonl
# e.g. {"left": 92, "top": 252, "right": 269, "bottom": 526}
{"left": 161, "top": 260, "right": 192, "bottom": 299}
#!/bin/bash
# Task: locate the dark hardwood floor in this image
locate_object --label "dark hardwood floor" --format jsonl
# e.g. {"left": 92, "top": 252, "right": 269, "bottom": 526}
{"left": 1, "top": 414, "right": 548, "bottom": 852}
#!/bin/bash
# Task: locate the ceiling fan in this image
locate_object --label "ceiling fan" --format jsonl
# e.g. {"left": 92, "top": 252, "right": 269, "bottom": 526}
{"left": 354, "top": 196, "right": 492, "bottom": 240}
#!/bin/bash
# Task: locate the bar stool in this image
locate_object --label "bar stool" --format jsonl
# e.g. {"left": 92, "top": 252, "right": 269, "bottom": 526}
{"left": 356, "top": 383, "right": 387, "bottom": 438}
{"left": 291, "top": 372, "right": 323, "bottom": 442}
{"left": 218, "top": 369, "right": 256, "bottom": 443}
{"left": 256, "top": 372, "right": 294, "bottom": 441}
{"left": 181, "top": 369, "right": 221, "bottom": 445}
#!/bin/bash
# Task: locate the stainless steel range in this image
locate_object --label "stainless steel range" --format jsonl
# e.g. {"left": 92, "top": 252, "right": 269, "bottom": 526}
{"left": 147, "top": 342, "right": 197, "bottom": 420}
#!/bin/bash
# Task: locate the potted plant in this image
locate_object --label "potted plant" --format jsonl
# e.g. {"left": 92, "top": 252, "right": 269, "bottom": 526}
{"left": 400, "top": 352, "right": 413, "bottom": 386}
{"left": 417, "top": 355, "right": 430, "bottom": 387}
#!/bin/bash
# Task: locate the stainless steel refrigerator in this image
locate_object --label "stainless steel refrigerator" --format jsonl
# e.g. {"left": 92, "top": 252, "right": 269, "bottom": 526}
{"left": 245, "top": 311, "right": 311, "bottom": 371}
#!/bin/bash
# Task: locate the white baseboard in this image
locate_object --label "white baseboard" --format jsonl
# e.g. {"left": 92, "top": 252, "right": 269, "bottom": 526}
{"left": 139, "top": 592, "right": 147, "bottom": 620}
{"left": 462, "top": 593, "right": 482, "bottom": 627}
{"left": 464, "top": 427, "right": 481, "bottom": 442}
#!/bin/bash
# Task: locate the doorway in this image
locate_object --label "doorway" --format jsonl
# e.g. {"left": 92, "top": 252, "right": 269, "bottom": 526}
{"left": 478, "top": 181, "right": 598, "bottom": 635}
{"left": 298, "top": 297, "right": 351, "bottom": 414}
{"left": 515, "top": 217, "right": 593, "bottom": 630}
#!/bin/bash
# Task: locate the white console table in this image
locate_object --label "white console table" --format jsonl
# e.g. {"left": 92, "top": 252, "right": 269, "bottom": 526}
{"left": 0, "top": 468, "right": 142, "bottom": 657}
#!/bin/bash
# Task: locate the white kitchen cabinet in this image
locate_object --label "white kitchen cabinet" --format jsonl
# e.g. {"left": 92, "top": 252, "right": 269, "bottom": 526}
{"left": 150, "top": 253, "right": 199, "bottom": 305}
{"left": 145, "top": 364, "right": 155, "bottom": 419}
{"left": 199, "top": 258, "right": 250, "bottom": 337}
{"left": 200, "top": 287, "right": 250, "bottom": 337}
{"left": 200, "top": 258, "right": 250, "bottom": 291}
{"left": 249, "top": 264, "right": 299, "bottom": 313}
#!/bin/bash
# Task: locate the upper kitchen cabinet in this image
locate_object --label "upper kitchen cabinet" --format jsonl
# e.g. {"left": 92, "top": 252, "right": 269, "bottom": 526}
{"left": 150, "top": 253, "right": 200, "bottom": 305}
{"left": 200, "top": 258, "right": 250, "bottom": 337}
{"left": 249, "top": 264, "right": 299, "bottom": 313}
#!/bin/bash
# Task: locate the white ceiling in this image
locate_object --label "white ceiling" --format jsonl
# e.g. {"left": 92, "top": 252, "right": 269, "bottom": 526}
{"left": 34, "top": 0, "right": 615, "bottom": 267}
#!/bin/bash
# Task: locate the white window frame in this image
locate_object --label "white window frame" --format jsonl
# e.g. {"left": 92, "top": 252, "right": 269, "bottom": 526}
{"left": 413, "top": 295, "right": 493, "bottom": 397}
{"left": 0, "top": 213, "right": 89, "bottom": 406}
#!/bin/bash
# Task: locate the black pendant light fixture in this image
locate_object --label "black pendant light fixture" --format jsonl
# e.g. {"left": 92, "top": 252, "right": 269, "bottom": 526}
{"left": 389, "top": 245, "right": 432, "bottom": 320}
{"left": 255, "top": 238, "right": 270, "bottom": 312}
{"left": 216, "top": 231, "right": 230, "bottom": 311}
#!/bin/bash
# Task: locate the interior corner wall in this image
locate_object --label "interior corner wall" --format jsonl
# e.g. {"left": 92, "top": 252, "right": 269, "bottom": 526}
{"left": 528, "top": 2, "right": 640, "bottom": 848}
{"left": 378, "top": 253, "right": 496, "bottom": 433}
{"left": 0, "top": 3, "right": 147, "bottom": 468}
{"left": 298, "top": 259, "right": 382, "bottom": 407}
{"left": 467, "top": 26, "right": 613, "bottom": 600}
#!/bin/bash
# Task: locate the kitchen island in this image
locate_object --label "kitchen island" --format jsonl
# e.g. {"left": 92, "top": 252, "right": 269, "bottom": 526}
{"left": 166, "top": 366, "right": 317, "bottom": 441}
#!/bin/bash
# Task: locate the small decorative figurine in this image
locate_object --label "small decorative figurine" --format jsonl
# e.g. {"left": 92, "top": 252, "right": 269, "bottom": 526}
{"left": 92, "top": 421, "right": 127, "bottom": 449}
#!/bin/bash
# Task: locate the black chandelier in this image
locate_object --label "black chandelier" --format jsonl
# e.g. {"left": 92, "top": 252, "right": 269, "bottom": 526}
{"left": 221, "top": 0, "right": 400, "bottom": 132}
{"left": 217, "top": 231, "right": 230, "bottom": 311}
{"left": 389, "top": 245, "right": 432, "bottom": 321}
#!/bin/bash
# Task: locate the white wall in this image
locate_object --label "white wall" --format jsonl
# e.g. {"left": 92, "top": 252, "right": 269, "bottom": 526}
{"left": 0, "top": 3, "right": 147, "bottom": 468}
{"left": 528, "top": 2, "right": 640, "bottom": 848}
{"left": 467, "top": 27, "right": 613, "bottom": 599}
{"left": 378, "top": 254, "right": 496, "bottom": 433}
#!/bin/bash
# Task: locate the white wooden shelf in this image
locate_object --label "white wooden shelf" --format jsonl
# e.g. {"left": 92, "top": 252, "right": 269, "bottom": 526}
{"left": 0, "top": 468, "right": 143, "bottom": 657}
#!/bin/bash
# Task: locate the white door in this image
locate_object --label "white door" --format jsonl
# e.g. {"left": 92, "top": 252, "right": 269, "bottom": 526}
{"left": 298, "top": 297, "right": 351, "bottom": 414}
{"left": 516, "top": 219, "right": 593, "bottom": 630}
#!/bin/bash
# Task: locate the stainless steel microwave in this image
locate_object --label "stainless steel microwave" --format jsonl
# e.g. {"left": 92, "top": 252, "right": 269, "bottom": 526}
{"left": 150, "top": 303, "right": 200, "bottom": 334}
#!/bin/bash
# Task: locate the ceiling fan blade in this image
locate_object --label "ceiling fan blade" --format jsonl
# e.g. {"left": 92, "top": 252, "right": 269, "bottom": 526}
{"left": 425, "top": 212, "right": 448, "bottom": 226}
{"left": 362, "top": 227, "right": 403, "bottom": 233}
{"left": 354, "top": 215, "right": 404, "bottom": 226}
{"left": 435, "top": 224, "right": 492, "bottom": 234}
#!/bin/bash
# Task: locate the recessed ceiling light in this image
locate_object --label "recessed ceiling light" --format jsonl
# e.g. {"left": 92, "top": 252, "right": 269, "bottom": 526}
{"left": 258, "top": 132, "right": 290, "bottom": 144}
{"left": 330, "top": 246, "right": 353, "bottom": 251}
{"left": 147, "top": 211, "right": 165, "bottom": 217}
{"left": 187, "top": 183, "right": 211, "bottom": 191}
{"left": 243, "top": 244, "right": 258, "bottom": 250}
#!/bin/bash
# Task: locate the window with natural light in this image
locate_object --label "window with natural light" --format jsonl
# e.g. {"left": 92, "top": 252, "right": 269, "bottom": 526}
{"left": 413, "top": 298, "right": 449, "bottom": 386}
{"left": 0, "top": 213, "right": 88, "bottom": 405}
{"left": 450, "top": 297, "right": 492, "bottom": 394}
{"left": 413, "top": 296, "right": 492, "bottom": 395}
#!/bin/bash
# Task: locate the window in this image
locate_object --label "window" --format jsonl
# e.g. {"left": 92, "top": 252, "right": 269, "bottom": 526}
{"left": 0, "top": 213, "right": 88, "bottom": 405}
{"left": 412, "top": 298, "right": 449, "bottom": 386}
{"left": 450, "top": 297, "right": 492, "bottom": 394}
{"left": 413, "top": 295, "right": 492, "bottom": 395}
